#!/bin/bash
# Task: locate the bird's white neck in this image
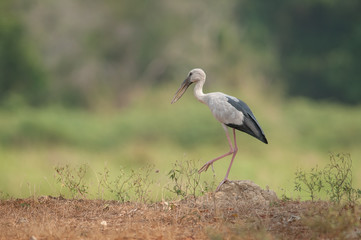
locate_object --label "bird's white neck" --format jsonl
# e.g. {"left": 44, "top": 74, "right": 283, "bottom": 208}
{"left": 193, "top": 80, "right": 206, "bottom": 104}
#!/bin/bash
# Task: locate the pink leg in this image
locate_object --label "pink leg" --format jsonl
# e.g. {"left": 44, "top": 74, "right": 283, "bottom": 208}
{"left": 198, "top": 124, "right": 237, "bottom": 174}
{"left": 216, "top": 128, "right": 238, "bottom": 191}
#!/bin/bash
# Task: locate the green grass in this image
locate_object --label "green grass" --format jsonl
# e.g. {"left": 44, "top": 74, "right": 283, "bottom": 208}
{"left": 0, "top": 86, "right": 360, "bottom": 200}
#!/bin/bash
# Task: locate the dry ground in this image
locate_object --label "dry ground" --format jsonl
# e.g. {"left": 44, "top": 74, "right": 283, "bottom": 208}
{"left": 0, "top": 181, "right": 360, "bottom": 240}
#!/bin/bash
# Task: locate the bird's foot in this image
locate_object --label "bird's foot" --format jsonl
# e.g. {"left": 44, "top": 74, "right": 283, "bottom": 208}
{"left": 216, "top": 178, "right": 229, "bottom": 192}
{"left": 198, "top": 161, "right": 214, "bottom": 174}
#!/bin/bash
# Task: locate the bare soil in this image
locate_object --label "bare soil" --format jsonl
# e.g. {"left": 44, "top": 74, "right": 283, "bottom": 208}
{"left": 1, "top": 181, "right": 360, "bottom": 240}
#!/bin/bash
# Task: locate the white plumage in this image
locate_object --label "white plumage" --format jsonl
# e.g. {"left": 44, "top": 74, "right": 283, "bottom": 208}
{"left": 205, "top": 93, "right": 245, "bottom": 126}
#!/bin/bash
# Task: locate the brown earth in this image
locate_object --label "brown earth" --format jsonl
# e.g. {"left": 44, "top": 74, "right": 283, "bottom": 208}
{"left": 1, "top": 180, "right": 360, "bottom": 240}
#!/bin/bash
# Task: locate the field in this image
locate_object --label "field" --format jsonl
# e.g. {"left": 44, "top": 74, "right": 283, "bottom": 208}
{"left": 1, "top": 87, "right": 361, "bottom": 239}
{"left": 0, "top": 86, "right": 360, "bottom": 199}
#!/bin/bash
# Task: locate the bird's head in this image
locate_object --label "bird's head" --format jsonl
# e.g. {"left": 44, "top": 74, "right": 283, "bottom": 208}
{"left": 187, "top": 68, "right": 206, "bottom": 83}
{"left": 171, "top": 68, "right": 206, "bottom": 104}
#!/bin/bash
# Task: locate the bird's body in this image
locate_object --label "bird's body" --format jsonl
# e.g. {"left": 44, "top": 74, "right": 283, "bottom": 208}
{"left": 199, "top": 92, "right": 267, "bottom": 144}
{"left": 203, "top": 93, "right": 245, "bottom": 126}
{"left": 171, "top": 68, "right": 268, "bottom": 191}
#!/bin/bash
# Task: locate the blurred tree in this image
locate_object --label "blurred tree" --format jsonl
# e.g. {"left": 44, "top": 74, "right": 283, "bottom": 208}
{"left": 3, "top": 0, "right": 361, "bottom": 107}
{"left": 237, "top": 0, "right": 361, "bottom": 104}
{"left": 0, "top": 0, "right": 47, "bottom": 106}
{"left": 20, "top": 0, "right": 237, "bottom": 107}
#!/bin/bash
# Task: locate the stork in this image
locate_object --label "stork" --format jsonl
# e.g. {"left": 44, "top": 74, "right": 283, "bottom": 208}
{"left": 171, "top": 68, "right": 268, "bottom": 191}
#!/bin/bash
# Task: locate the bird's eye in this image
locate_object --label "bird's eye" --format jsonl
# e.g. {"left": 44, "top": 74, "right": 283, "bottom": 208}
{"left": 189, "top": 72, "right": 193, "bottom": 76}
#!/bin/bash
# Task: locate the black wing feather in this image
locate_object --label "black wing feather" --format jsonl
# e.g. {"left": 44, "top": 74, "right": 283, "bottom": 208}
{"left": 226, "top": 97, "right": 268, "bottom": 144}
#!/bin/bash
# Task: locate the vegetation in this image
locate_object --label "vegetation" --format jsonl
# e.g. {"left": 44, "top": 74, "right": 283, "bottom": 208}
{"left": 53, "top": 159, "right": 214, "bottom": 202}
{"left": 0, "top": 0, "right": 47, "bottom": 105}
{"left": 167, "top": 158, "right": 216, "bottom": 198}
{"left": 295, "top": 153, "right": 361, "bottom": 204}
{"left": 1, "top": 0, "right": 360, "bottom": 106}
{"left": 50, "top": 152, "right": 361, "bottom": 204}
{"left": 55, "top": 164, "right": 89, "bottom": 199}
{"left": 0, "top": 92, "right": 360, "bottom": 199}
{"left": 237, "top": 1, "right": 361, "bottom": 104}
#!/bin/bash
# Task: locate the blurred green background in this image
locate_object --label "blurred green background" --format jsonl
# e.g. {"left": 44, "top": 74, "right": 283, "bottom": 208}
{"left": 0, "top": 0, "right": 360, "bottom": 199}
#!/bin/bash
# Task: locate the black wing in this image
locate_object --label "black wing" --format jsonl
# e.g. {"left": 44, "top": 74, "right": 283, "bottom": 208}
{"left": 226, "top": 97, "right": 268, "bottom": 144}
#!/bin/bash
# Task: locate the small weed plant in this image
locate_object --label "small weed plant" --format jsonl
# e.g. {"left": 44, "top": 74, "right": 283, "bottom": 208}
{"left": 128, "top": 165, "right": 154, "bottom": 203}
{"left": 294, "top": 153, "right": 361, "bottom": 204}
{"left": 323, "top": 153, "right": 360, "bottom": 204}
{"left": 55, "top": 164, "right": 89, "bottom": 198}
{"left": 167, "top": 159, "right": 216, "bottom": 199}
{"left": 294, "top": 166, "right": 323, "bottom": 201}
{"left": 97, "top": 164, "right": 155, "bottom": 203}
{"left": 97, "top": 166, "right": 132, "bottom": 202}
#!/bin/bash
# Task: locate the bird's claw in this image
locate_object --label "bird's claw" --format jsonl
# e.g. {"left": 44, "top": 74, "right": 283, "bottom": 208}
{"left": 198, "top": 162, "right": 213, "bottom": 174}
{"left": 216, "top": 178, "right": 229, "bottom": 192}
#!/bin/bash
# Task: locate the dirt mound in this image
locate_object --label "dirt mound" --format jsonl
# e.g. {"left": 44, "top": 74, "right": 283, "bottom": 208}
{"left": 196, "top": 180, "right": 278, "bottom": 208}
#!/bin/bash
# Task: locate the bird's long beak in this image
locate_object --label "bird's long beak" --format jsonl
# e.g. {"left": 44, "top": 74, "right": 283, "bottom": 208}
{"left": 171, "top": 76, "right": 192, "bottom": 104}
